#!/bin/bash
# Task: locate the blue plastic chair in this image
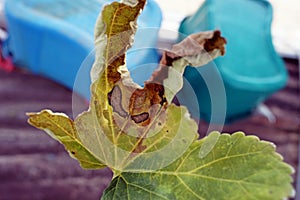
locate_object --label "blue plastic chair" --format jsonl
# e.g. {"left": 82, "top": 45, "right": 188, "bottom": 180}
{"left": 4, "top": 0, "right": 162, "bottom": 98}
{"left": 178, "top": 0, "right": 288, "bottom": 123}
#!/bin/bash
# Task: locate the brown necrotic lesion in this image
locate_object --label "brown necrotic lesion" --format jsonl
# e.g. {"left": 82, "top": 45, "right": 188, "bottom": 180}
{"left": 129, "top": 83, "right": 166, "bottom": 126}
{"left": 131, "top": 112, "right": 150, "bottom": 124}
{"left": 108, "top": 85, "right": 128, "bottom": 118}
{"left": 107, "top": 30, "right": 225, "bottom": 128}
{"left": 108, "top": 82, "right": 167, "bottom": 126}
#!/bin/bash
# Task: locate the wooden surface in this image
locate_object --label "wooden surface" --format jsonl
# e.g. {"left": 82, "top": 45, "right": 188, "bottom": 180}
{"left": 0, "top": 58, "right": 298, "bottom": 200}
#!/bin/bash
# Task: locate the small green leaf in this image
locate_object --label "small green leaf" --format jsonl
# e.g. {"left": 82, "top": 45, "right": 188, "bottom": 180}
{"left": 102, "top": 132, "right": 294, "bottom": 200}
{"left": 27, "top": 110, "right": 105, "bottom": 169}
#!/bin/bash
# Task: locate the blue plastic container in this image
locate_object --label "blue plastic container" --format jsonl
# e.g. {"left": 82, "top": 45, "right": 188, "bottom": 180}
{"left": 4, "top": 0, "right": 162, "bottom": 98}
{"left": 178, "top": 0, "right": 288, "bottom": 123}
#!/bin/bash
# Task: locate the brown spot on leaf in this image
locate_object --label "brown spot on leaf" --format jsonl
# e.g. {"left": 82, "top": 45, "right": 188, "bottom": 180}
{"left": 149, "top": 30, "right": 226, "bottom": 83}
{"left": 129, "top": 83, "right": 167, "bottom": 126}
{"left": 106, "top": 56, "right": 123, "bottom": 85}
{"left": 131, "top": 112, "right": 150, "bottom": 124}
{"left": 133, "top": 138, "right": 147, "bottom": 153}
{"left": 203, "top": 30, "right": 226, "bottom": 55}
{"left": 108, "top": 85, "right": 128, "bottom": 118}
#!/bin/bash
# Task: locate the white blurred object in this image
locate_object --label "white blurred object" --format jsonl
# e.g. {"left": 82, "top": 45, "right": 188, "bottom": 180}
{"left": 0, "top": 0, "right": 5, "bottom": 28}
{"left": 255, "top": 104, "right": 276, "bottom": 124}
{"left": 156, "top": 0, "right": 203, "bottom": 41}
{"left": 270, "top": 0, "right": 300, "bottom": 58}
{"left": 0, "top": 27, "right": 7, "bottom": 40}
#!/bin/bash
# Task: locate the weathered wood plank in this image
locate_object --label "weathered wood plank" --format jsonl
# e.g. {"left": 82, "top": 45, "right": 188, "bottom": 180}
{"left": 0, "top": 177, "right": 111, "bottom": 200}
{"left": 0, "top": 153, "right": 111, "bottom": 181}
{"left": 0, "top": 128, "right": 62, "bottom": 155}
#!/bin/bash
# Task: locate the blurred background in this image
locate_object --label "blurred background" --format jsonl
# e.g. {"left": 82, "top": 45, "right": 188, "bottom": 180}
{"left": 0, "top": 0, "right": 299, "bottom": 199}
{"left": 157, "top": 0, "right": 300, "bottom": 57}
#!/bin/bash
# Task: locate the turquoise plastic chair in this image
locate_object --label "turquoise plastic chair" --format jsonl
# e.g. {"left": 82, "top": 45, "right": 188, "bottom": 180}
{"left": 178, "top": 0, "right": 287, "bottom": 123}
{"left": 4, "top": 0, "right": 162, "bottom": 99}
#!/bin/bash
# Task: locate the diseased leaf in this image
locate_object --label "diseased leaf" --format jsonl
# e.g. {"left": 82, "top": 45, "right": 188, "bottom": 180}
{"left": 75, "top": 103, "right": 198, "bottom": 171}
{"left": 27, "top": 0, "right": 226, "bottom": 171}
{"left": 102, "top": 132, "right": 294, "bottom": 200}
{"left": 151, "top": 30, "right": 226, "bottom": 102}
{"left": 27, "top": 0, "right": 149, "bottom": 170}
{"left": 27, "top": 0, "right": 294, "bottom": 199}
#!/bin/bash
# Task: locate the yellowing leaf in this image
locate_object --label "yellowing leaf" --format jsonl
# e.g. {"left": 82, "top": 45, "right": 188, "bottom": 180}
{"left": 27, "top": 0, "right": 227, "bottom": 171}
{"left": 27, "top": 110, "right": 105, "bottom": 169}
{"left": 27, "top": 0, "right": 294, "bottom": 199}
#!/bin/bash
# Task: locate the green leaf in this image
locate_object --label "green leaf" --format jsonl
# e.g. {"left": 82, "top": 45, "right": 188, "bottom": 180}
{"left": 27, "top": 110, "right": 105, "bottom": 169}
{"left": 102, "top": 132, "right": 294, "bottom": 200}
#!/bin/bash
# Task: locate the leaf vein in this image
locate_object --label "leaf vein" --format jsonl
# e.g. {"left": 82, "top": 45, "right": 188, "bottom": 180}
{"left": 177, "top": 175, "right": 205, "bottom": 200}
{"left": 188, "top": 151, "right": 263, "bottom": 173}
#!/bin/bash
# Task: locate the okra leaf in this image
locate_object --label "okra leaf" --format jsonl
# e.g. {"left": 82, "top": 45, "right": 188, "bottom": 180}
{"left": 27, "top": 110, "right": 105, "bottom": 169}
{"left": 27, "top": 0, "right": 226, "bottom": 171}
{"left": 102, "top": 132, "right": 294, "bottom": 200}
{"left": 27, "top": 0, "right": 148, "bottom": 170}
{"left": 27, "top": 0, "right": 294, "bottom": 199}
